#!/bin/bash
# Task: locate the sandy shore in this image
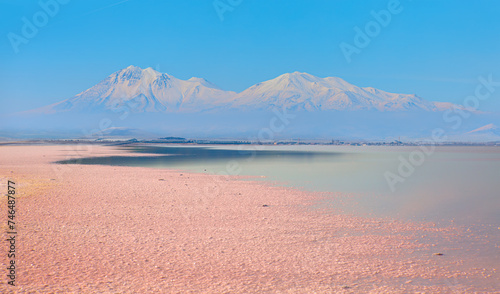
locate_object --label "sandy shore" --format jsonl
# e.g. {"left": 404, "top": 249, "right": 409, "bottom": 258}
{"left": 0, "top": 144, "right": 497, "bottom": 293}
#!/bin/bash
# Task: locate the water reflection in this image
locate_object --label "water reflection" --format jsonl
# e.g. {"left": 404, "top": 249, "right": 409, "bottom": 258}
{"left": 56, "top": 145, "right": 500, "bottom": 226}
{"left": 56, "top": 145, "right": 345, "bottom": 166}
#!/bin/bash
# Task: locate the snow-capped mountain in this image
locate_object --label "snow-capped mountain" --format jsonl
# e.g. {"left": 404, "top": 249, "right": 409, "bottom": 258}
{"left": 31, "top": 66, "right": 457, "bottom": 114}
{"left": 35, "top": 66, "right": 236, "bottom": 114}
{"left": 466, "top": 123, "right": 500, "bottom": 141}
{"left": 232, "top": 72, "right": 452, "bottom": 111}
{"left": 450, "top": 124, "right": 500, "bottom": 142}
{"left": 467, "top": 123, "right": 499, "bottom": 134}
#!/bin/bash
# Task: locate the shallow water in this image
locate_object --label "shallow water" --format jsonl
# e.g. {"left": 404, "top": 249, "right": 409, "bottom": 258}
{"left": 58, "top": 144, "right": 500, "bottom": 225}
{"left": 58, "top": 144, "right": 500, "bottom": 280}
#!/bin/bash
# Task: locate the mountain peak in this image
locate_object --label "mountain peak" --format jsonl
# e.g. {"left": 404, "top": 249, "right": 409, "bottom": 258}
{"left": 110, "top": 66, "right": 167, "bottom": 87}
{"left": 125, "top": 65, "right": 141, "bottom": 70}
{"left": 279, "top": 71, "right": 316, "bottom": 80}
{"left": 232, "top": 72, "right": 448, "bottom": 111}
{"left": 143, "top": 66, "right": 160, "bottom": 74}
{"left": 468, "top": 123, "right": 498, "bottom": 133}
{"left": 187, "top": 77, "right": 222, "bottom": 90}
{"left": 120, "top": 65, "right": 161, "bottom": 76}
{"left": 272, "top": 72, "right": 355, "bottom": 92}
{"left": 290, "top": 71, "right": 312, "bottom": 76}
{"left": 30, "top": 67, "right": 460, "bottom": 114}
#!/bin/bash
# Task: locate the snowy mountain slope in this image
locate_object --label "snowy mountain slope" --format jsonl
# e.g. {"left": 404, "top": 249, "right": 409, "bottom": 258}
{"left": 35, "top": 66, "right": 236, "bottom": 114}
{"left": 29, "top": 66, "right": 458, "bottom": 114}
{"left": 231, "top": 72, "right": 446, "bottom": 111}
{"left": 467, "top": 123, "right": 499, "bottom": 134}
{"left": 449, "top": 123, "right": 500, "bottom": 142}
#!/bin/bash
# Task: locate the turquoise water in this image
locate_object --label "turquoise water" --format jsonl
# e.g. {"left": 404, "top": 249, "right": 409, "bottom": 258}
{"left": 58, "top": 144, "right": 500, "bottom": 286}
{"left": 59, "top": 144, "right": 500, "bottom": 226}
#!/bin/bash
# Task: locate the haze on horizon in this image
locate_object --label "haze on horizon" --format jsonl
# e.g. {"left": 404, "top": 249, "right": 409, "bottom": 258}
{"left": 1, "top": 0, "right": 500, "bottom": 114}
{"left": 1, "top": 64, "right": 499, "bottom": 142}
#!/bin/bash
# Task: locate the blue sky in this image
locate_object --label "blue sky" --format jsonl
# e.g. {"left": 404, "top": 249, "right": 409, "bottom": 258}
{"left": 1, "top": 0, "right": 500, "bottom": 112}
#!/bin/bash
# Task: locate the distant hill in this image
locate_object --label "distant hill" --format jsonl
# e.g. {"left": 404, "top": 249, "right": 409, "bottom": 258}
{"left": 27, "top": 66, "right": 459, "bottom": 114}
{"left": 9, "top": 66, "right": 498, "bottom": 141}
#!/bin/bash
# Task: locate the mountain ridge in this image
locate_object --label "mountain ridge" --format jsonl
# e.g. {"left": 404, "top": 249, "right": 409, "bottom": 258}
{"left": 467, "top": 123, "right": 498, "bottom": 134}
{"left": 450, "top": 123, "right": 500, "bottom": 142}
{"left": 28, "top": 65, "right": 459, "bottom": 114}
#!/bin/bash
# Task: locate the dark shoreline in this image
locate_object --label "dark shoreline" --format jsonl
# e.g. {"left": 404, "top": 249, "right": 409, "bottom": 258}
{"left": 1, "top": 138, "right": 499, "bottom": 147}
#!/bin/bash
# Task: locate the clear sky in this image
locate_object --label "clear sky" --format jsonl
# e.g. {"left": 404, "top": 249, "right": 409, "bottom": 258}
{"left": 1, "top": 0, "right": 500, "bottom": 112}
